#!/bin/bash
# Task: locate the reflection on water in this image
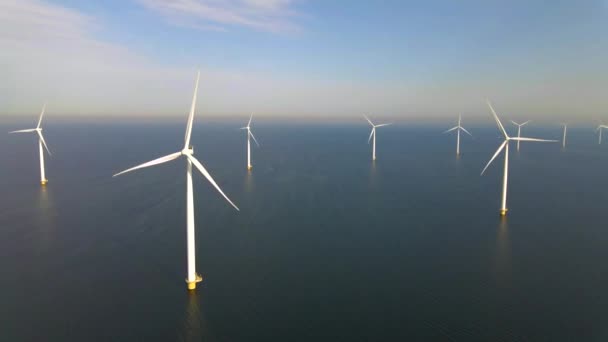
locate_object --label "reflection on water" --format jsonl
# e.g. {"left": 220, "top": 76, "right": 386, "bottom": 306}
{"left": 369, "top": 161, "right": 377, "bottom": 188}
{"left": 494, "top": 217, "right": 511, "bottom": 288}
{"left": 179, "top": 292, "right": 209, "bottom": 342}
{"left": 35, "top": 186, "right": 56, "bottom": 250}
{"left": 244, "top": 171, "right": 254, "bottom": 194}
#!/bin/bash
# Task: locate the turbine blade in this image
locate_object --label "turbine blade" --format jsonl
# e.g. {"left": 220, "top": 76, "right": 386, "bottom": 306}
{"left": 458, "top": 114, "right": 461, "bottom": 126}
{"left": 368, "top": 128, "right": 374, "bottom": 143}
{"left": 510, "top": 120, "right": 519, "bottom": 126}
{"left": 37, "top": 131, "right": 51, "bottom": 156}
{"left": 375, "top": 123, "right": 392, "bottom": 128}
{"left": 460, "top": 127, "right": 473, "bottom": 136}
{"left": 9, "top": 128, "right": 37, "bottom": 133}
{"left": 113, "top": 152, "right": 181, "bottom": 177}
{"left": 363, "top": 114, "right": 374, "bottom": 126}
{"left": 521, "top": 120, "right": 531, "bottom": 126}
{"left": 37, "top": 103, "right": 46, "bottom": 128}
{"left": 249, "top": 130, "right": 260, "bottom": 147}
{"left": 443, "top": 126, "right": 459, "bottom": 134}
{"left": 184, "top": 70, "right": 200, "bottom": 149}
{"left": 187, "top": 155, "right": 239, "bottom": 211}
{"left": 481, "top": 140, "right": 507, "bottom": 175}
{"left": 240, "top": 127, "right": 248, "bottom": 130}
{"left": 486, "top": 100, "right": 509, "bottom": 139}
{"left": 247, "top": 112, "right": 253, "bottom": 127}
{"left": 510, "top": 137, "right": 557, "bottom": 142}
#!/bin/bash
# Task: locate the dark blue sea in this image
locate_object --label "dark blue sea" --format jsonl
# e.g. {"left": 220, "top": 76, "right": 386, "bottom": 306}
{"left": 1, "top": 119, "right": 608, "bottom": 341}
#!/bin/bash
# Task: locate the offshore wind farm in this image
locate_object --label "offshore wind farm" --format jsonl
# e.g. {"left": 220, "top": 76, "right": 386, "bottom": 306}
{"left": 3, "top": 0, "right": 608, "bottom": 341}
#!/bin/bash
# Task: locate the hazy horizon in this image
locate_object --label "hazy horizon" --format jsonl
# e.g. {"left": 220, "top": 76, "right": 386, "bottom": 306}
{"left": 2, "top": 0, "right": 607, "bottom": 121}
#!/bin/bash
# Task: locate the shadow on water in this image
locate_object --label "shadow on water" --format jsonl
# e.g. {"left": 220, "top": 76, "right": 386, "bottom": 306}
{"left": 494, "top": 217, "right": 511, "bottom": 289}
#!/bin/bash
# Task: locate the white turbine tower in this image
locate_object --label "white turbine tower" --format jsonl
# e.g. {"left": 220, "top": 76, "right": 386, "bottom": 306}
{"left": 240, "top": 113, "right": 260, "bottom": 171}
{"left": 9, "top": 104, "right": 51, "bottom": 185}
{"left": 443, "top": 114, "right": 472, "bottom": 155}
{"left": 561, "top": 123, "right": 567, "bottom": 148}
{"left": 364, "top": 115, "right": 391, "bottom": 161}
{"left": 482, "top": 101, "right": 557, "bottom": 216}
{"left": 510, "top": 120, "right": 530, "bottom": 151}
{"left": 113, "top": 71, "right": 239, "bottom": 291}
{"left": 596, "top": 124, "right": 608, "bottom": 144}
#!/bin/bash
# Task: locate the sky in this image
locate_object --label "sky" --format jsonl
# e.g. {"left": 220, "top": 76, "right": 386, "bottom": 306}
{"left": 1, "top": 0, "right": 607, "bottom": 122}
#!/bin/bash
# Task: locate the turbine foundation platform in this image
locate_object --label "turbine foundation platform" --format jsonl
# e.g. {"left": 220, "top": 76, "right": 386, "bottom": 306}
{"left": 41, "top": 179, "right": 48, "bottom": 186}
{"left": 247, "top": 165, "right": 252, "bottom": 171}
{"left": 500, "top": 209, "right": 508, "bottom": 216}
{"left": 186, "top": 274, "right": 203, "bottom": 290}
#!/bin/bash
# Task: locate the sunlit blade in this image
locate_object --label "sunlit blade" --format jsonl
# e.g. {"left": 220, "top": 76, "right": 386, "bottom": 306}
{"left": 187, "top": 155, "right": 239, "bottom": 211}
{"left": 113, "top": 151, "right": 181, "bottom": 177}
{"left": 367, "top": 128, "right": 374, "bottom": 143}
{"left": 247, "top": 112, "right": 253, "bottom": 127}
{"left": 458, "top": 114, "right": 461, "bottom": 126}
{"left": 486, "top": 100, "right": 508, "bottom": 138}
{"left": 184, "top": 70, "right": 201, "bottom": 149}
{"left": 443, "top": 126, "right": 458, "bottom": 134}
{"left": 37, "top": 103, "right": 47, "bottom": 129}
{"left": 240, "top": 127, "right": 248, "bottom": 130}
{"left": 37, "top": 131, "right": 51, "bottom": 156}
{"left": 460, "top": 127, "right": 473, "bottom": 136}
{"left": 363, "top": 114, "right": 374, "bottom": 126}
{"left": 510, "top": 137, "right": 557, "bottom": 142}
{"left": 481, "top": 140, "right": 507, "bottom": 175}
{"left": 375, "top": 123, "right": 392, "bottom": 128}
{"left": 249, "top": 130, "right": 260, "bottom": 147}
{"left": 9, "top": 128, "right": 37, "bottom": 133}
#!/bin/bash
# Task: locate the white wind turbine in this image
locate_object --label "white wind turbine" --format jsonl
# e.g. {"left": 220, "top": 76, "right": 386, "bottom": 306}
{"left": 596, "top": 124, "right": 608, "bottom": 144}
{"left": 113, "top": 71, "right": 239, "bottom": 291}
{"left": 9, "top": 104, "right": 51, "bottom": 185}
{"left": 482, "top": 101, "right": 557, "bottom": 216}
{"left": 240, "top": 113, "right": 260, "bottom": 171}
{"left": 443, "top": 114, "right": 472, "bottom": 155}
{"left": 510, "top": 120, "right": 530, "bottom": 151}
{"left": 561, "top": 123, "right": 567, "bottom": 148}
{"left": 364, "top": 115, "right": 391, "bottom": 161}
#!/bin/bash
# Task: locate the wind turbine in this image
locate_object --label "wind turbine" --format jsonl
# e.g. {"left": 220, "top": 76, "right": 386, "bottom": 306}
{"left": 561, "top": 123, "right": 567, "bottom": 148}
{"left": 113, "top": 71, "right": 239, "bottom": 291}
{"left": 510, "top": 120, "right": 530, "bottom": 151}
{"left": 482, "top": 101, "right": 557, "bottom": 216}
{"left": 596, "top": 124, "right": 608, "bottom": 144}
{"left": 9, "top": 104, "right": 51, "bottom": 185}
{"left": 364, "top": 115, "right": 391, "bottom": 161}
{"left": 240, "top": 113, "right": 260, "bottom": 171}
{"left": 443, "top": 114, "right": 472, "bottom": 155}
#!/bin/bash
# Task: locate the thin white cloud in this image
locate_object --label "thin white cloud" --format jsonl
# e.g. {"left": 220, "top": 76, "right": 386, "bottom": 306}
{"left": 135, "top": 0, "right": 301, "bottom": 33}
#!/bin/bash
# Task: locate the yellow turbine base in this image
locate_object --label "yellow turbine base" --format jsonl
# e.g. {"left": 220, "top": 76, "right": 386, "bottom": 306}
{"left": 41, "top": 179, "right": 48, "bottom": 186}
{"left": 247, "top": 165, "right": 252, "bottom": 171}
{"left": 500, "top": 209, "right": 508, "bottom": 216}
{"left": 186, "top": 274, "right": 203, "bottom": 291}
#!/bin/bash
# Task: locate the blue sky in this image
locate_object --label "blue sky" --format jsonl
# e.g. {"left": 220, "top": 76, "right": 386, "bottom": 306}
{"left": 1, "top": 0, "right": 607, "bottom": 122}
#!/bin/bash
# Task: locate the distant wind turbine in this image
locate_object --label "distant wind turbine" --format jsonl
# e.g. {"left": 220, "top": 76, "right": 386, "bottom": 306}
{"left": 240, "top": 113, "right": 260, "bottom": 171}
{"left": 596, "top": 124, "right": 608, "bottom": 144}
{"left": 482, "top": 101, "right": 557, "bottom": 216}
{"left": 561, "top": 123, "right": 567, "bottom": 148}
{"left": 364, "top": 115, "right": 391, "bottom": 161}
{"left": 510, "top": 120, "right": 530, "bottom": 151}
{"left": 113, "top": 71, "right": 239, "bottom": 291}
{"left": 9, "top": 104, "right": 51, "bottom": 185}
{"left": 443, "top": 114, "right": 472, "bottom": 155}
